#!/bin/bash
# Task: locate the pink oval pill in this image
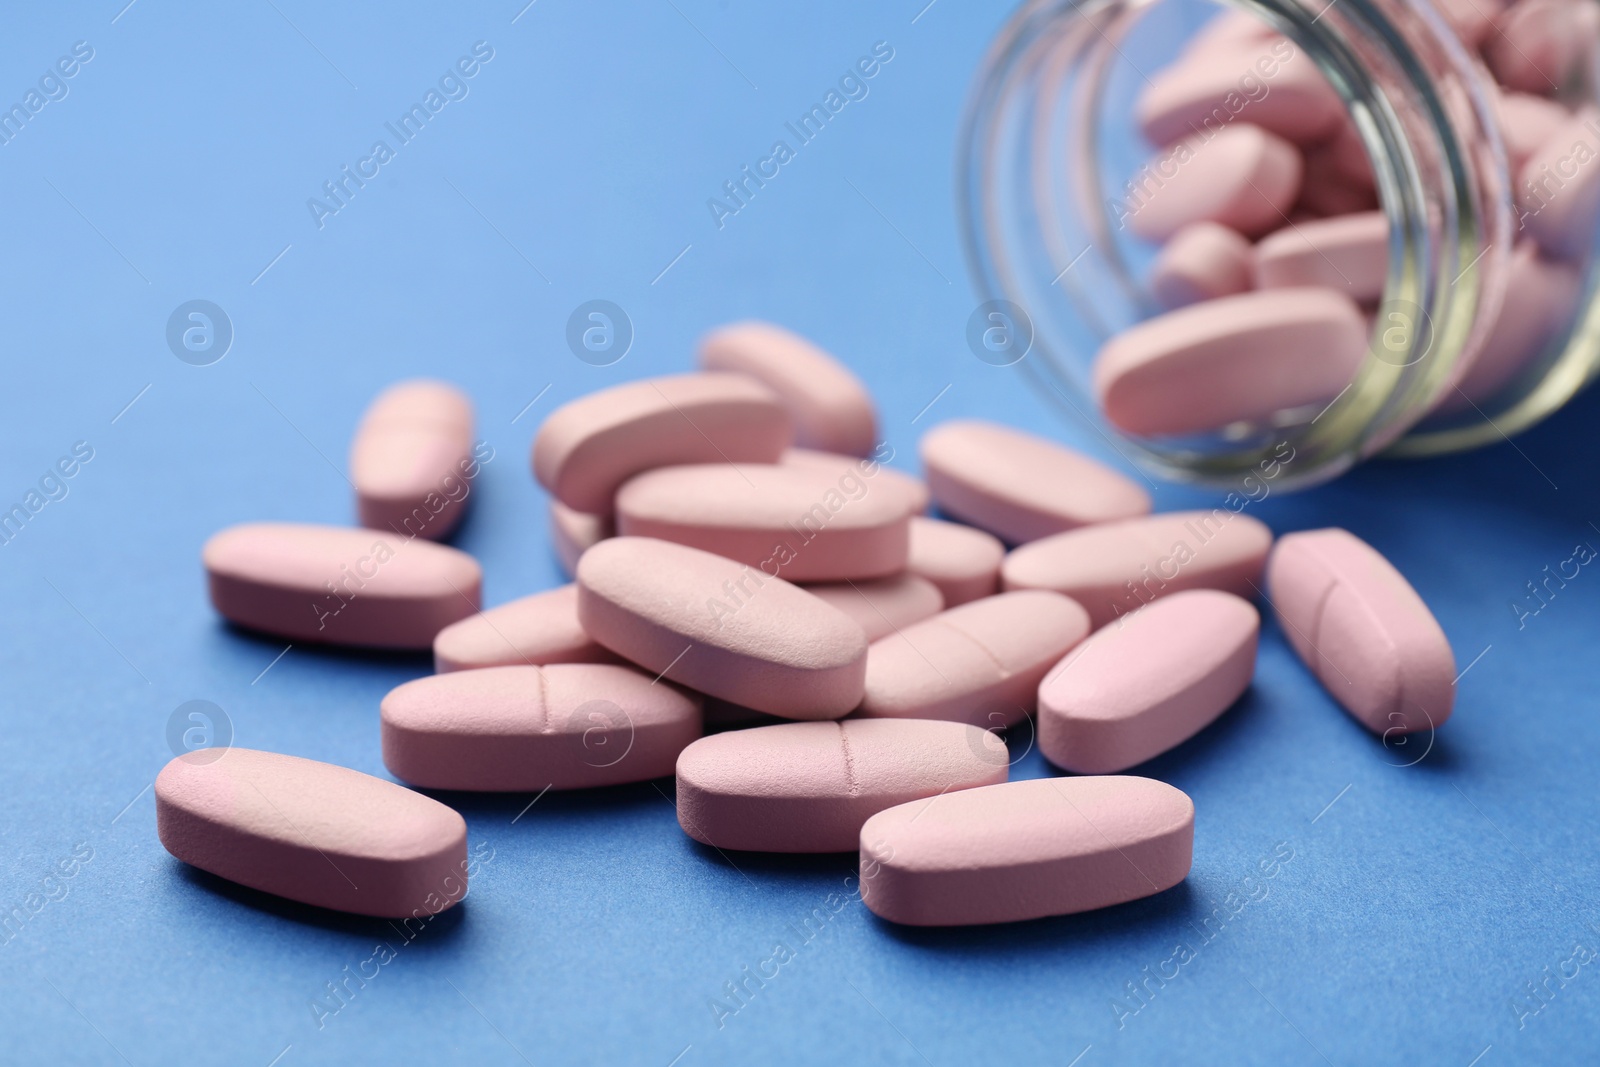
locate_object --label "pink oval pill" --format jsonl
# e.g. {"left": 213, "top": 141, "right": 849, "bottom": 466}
{"left": 1434, "top": 0, "right": 1504, "bottom": 47}
{"left": 699, "top": 321, "right": 878, "bottom": 457}
{"left": 856, "top": 590, "right": 1091, "bottom": 728}
{"left": 532, "top": 374, "right": 793, "bottom": 514}
{"left": 858, "top": 776, "right": 1194, "bottom": 926}
{"left": 801, "top": 573, "right": 944, "bottom": 642}
{"left": 577, "top": 537, "right": 868, "bottom": 719}
{"left": 1266, "top": 528, "right": 1455, "bottom": 735}
{"left": 615, "top": 463, "right": 911, "bottom": 582}
{"left": 350, "top": 380, "right": 475, "bottom": 541}
{"left": 675, "top": 719, "right": 1008, "bottom": 853}
{"left": 155, "top": 748, "right": 468, "bottom": 918}
{"left": 1002, "top": 510, "right": 1275, "bottom": 629}
{"left": 1253, "top": 211, "right": 1389, "bottom": 303}
{"left": 1496, "top": 90, "right": 1571, "bottom": 172}
{"left": 381, "top": 663, "right": 701, "bottom": 791}
{"left": 1038, "top": 590, "right": 1259, "bottom": 773}
{"left": 432, "top": 584, "right": 621, "bottom": 673}
{"left": 1095, "top": 288, "right": 1367, "bottom": 437}
{"left": 1127, "top": 124, "right": 1304, "bottom": 241}
{"left": 1149, "top": 221, "right": 1254, "bottom": 309}
{"left": 1137, "top": 39, "right": 1344, "bottom": 147}
{"left": 1516, "top": 110, "right": 1600, "bottom": 261}
{"left": 906, "top": 516, "right": 1005, "bottom": 607}
{"left": 782, "top": 447, "right": 930, "bottom": 515}
{"left": 1441, "top": 243, "right": 1580, "bottom": 411}
{"left": 550, "top": 501, "right": 611, "bottom": 578}
{"left": 1485, "top": 0, "right": 1598, "bottom": 94}
{"left": 204, "top": 522, "right": 481, "bottom": 649}
{"left": 1181, "top": 10, "right": 1278, "bottom": 60}
{"left": 920, "top": 420, "right": 1151, "bottom": 544}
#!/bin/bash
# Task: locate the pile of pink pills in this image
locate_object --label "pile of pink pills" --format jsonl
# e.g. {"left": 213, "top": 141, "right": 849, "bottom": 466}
{"left": 156, "top": 309, "right": 1459, "bottom": 928}
{"left": 1103, "top": 1, "right": 1596, "bottom": 436}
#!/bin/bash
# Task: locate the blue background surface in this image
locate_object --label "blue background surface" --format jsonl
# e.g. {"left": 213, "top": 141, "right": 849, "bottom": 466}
{"left": 2, "top": 2, "right": 1598, "bottom": 1064}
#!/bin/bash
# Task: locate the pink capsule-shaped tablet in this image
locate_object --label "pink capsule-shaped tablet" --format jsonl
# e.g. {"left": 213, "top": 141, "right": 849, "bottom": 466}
{"left": 350, "top": 380, "right": 476, "bottom": 541}
{"left": 1267, "top": 528, "right": 1455, "bottom": 735}
{"left": 432, "top": 584, "right": 621, "bottom": 673}
{"left": 906, "top": 516, "right": 1005, "bottom": 607}
{"left": 1038, "top": 590, "right": 1259, "bottom": 773}
{"left": 1002, "top": 510, "right": 1275, "bottom": 629}
{"left": 577, "top": 537, "right": 868, "bottom": 719}
{"left": 801, "top": 574, "right": 944, "bottom": 642}
{"left": 782, "top": 448, "right": 930, "bottom": 515}
{"left": 858, "top": 776, "right": 1194, "bottom": 926}
{"left": 1127, "top": 124, "right": 1304, "bottom": 241}
{"left": 1516, "top": 110, "right": 1600, "bottom": 261}
{"left": 1149, "top": 221, "right": 1254, "bottom": 309}
{"left": 856, "top": 590, "right": 1091, "bottom": 728}
{"left": 1434, "top": 0, "right": 1504, "bottom": 47}
{"left": 550, "top": 501, "right": 611, "bottom": 578}
{"left": 1137, "top": 39, "right": 1343, "bottom": 147}
{"left": 156, "top": 748, "right": 468, "bottom": 918}
{"left": 381, "top": 663, "right": 701, "bottom": 791}
{"left": 204, "top": 522, "right": 481, "bottom": 649}
{"left": 532, "top": 374, "right": 792, "bottom": 514}
{"left": 1485, "top": 0, "right": 1598, "bottom": 94}
{"left": 920, "top": 420, "right": 1151, "bottom": 544}
{"left": 675, "top": 719, "right": 1008, "bottom": 853}
{"left": 615, "top": 463, "right": 911, "bottom": 582}
{"left": 1095, "top": 288, "right": 1367, "bottom": 437}
{"left": 1254, "top": 211, "right": 1389, "bottom": 303}
{"left": 1496, "top": 90, "right": 1571, "bottom": 172}
{"left": 1181, "top": 10, "right": 1278, "bottom": 60}
{"left": 699, "top": 322, "right": 878, "bottom": 457}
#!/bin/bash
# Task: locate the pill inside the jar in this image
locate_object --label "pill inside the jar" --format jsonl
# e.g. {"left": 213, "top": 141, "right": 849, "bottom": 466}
{"left": 577, "top": 537, "right": 868, "bottom": 719}
{"left": 1484, "top": 0, "right": 1598, "bottom": 95}
{"left": 614, "top": 463, "right": 911, "bottom": 582}
{"left": 549, "top": 501, "right": 612, "bottom": 577}
{"left": 381, "top": 663, "right": 702, "bottom": 791}
{"left": 699, "top": 322, "right": 878, "bottom": 458}
{"left": 801, "top": 573, "right": 944, "bottom": 642}
{"left": 1126, "top": 123, "right": 1304, "bottom": 241}
{"left": 1516, "top": 110, "right": 1600, "bottom": 261}
{"left": 1253, "top": 211, "right": 1389, "bottom": 303}
{"left": 858, "top": 776, "right": 1194, "bottom": 926}
{"left": 906, "top": 515, "right": 1006, "bottom": 607}
{"left": 1266, "top": 528, "right": 1455, "bottom": 736}
{"left": 1137, "top": 39, "right": 1343, "bottom": 147}
{"left": 675, "top": 719, "right": 1008, "bottom": 853}
{"left": 1496, "top": 90, "right": 1571, "bottom": 172}
{"left": 856, "top": 590, "right": 1090, "bottom": 728}
{"left": 432, "top": 583, "right": 621, "bottom": 672}
{"left": 203, "top": 522, "right": 482, "bottom": 649}
{"left": 920, "top": 419, "right": 1151, "bottom": 544}
{"left": 1038, "top": 589, "right": 1260, "bottom": 773}
{"left": 1149, "top": 221, "right": 1254, "bottom": 310}
{"left": 155, "top": 748, "right": 469, "bottom": 918}
{"left": 1094, "top": 288, "right": 1367, "bottom": 437}
{"left": 532, "top": 373, "right": 792, "bottom": 514}
{"left": 1002, "top": 509, "right": 1275, "bottom": 629}
{"left": 349, "top": 380, "right": 476, "bottom": 541}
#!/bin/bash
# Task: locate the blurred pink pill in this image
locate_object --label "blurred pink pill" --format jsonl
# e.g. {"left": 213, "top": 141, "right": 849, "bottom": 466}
{"left": 782, "top": 447, "right": 930, "bottom": 515}
{"left": 204, "top": 522, "right": 481, "bottom": 649}
{"left": 1267, "top": 528, "right": 1455, "bottom": 735}
{"left": 1094, "top": 288, "right": 1367, "bottom": 437}
{"left": 1516, "top": 110, "right": 1600, "bottom": 261}
{"left": 856, "top": 590, "right": 1091, "bottom": 728}
{"left": 350, "top": 380, "right": 476, "bottom": 541}
{"left": 1441, "top": 243, "right": 1580, "bottom": 411}
{"left": 1434, "top": 0, "right": 1504, "bottom": 46}
{"left": 1127, "top": 124, "right": 1303, "bottom": 241}
{"left": 1149, "top": 221, "right": 1254, "bottom": 309}
{"left": 699, "top": 321, "right": 878, "bottom": 457}
{"left": 1137, "top": 39, "right": 1343, "bottom": 147}
{"left": 381, "top": 663, "right": 701, "bottom": 791}
{"left": 549, "top": 501, "right": 611, "bottom": 578}
{"left": 1038, "top": 590, "right": 1259, "bottom": 773}
{"left": 1181, "top": 10, "right": 1278, "bottom": 59}
{"left": 1496, "top": 91, "right": 1571, "bottom": 172}
{"left": 577, "top": 537, "right": 868, "bottom": 719}
{"left": 1485, "top": 0, "right": 1598, "bottom": 94}
{"left": 906, "top": 515, "right": 1005, "bottom": 607}
{"left": 920, "top": 420, "right": 1151, "bottom": 544}
{"left": 1254, "top": 211, "right": 1389, "bottom": 302}
{"left": 858, "top": 776, "right": 1194, "bottom": 926}
{"left": 675, "top": 720, "right": 1008, "bottom": 853}
{"left": 802, "top": 574, "right": 944, "bottom": 642}
{"left": 432, "top": 584, "right": 621, "bottom": 673}
{"left": 1002, "top": 510, "right": 1275, "bottom": 629}
{"left": 615, "top": 463, "right": 911, "bottom": 582}
{"left": 156, "top": 748, "right": 468, "bottom": 918}
{"left": 532, "top": 374, "right": 792, "bottom": 514}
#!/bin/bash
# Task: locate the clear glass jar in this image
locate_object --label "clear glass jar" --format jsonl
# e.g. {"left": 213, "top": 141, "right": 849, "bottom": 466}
{"left": 959, "top": 0, "right": 1600, "bottom": 489}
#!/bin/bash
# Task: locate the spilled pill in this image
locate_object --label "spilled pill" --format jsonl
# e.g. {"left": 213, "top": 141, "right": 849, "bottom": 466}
{"left": 382, "top": 663, "right": 702, "bottom": 791}
{"left": 1253, "top": 211, "right": 1389, "bottom": 303}
{"left": 432, "top": 583, "right": 621, "bottom": 673}
{"left": 577, "top": 537, "right": 869, "bottom": 719}
{"left": 675, "top": 719, "right": 1008, "bottom": 853}
{"left": 549, "top": 501, "right": 612, "bottom": 578}
{"left": 858, "top": 776, "right": 1194, "bottom": 926}
{"left": 350, "top": 380, "right": 476, "bottom": 541}
{"left": 1267, "top": 528, "right": 1455, "bottom": 735}
{"left": 1038, "top": 590, "right": 1259, "bottom": 773}
{"left": 782, "top": 447, "right": 930, "bottom": 515}
{"left": 802, "top": 573, "right": 944, "bottom": 642}
{"left": 1149, "top": 221, "right": 1254, "bottom": 309}
{"left": 1127, "top": 124, "right": 1304, "bottom": 241}
{"left": 906, "top": 515, "right": 1005, "bottom": 607}
{"left": 532, "top": 373, "right": 792, "bottom": 514}
{"left": 156, "top": 748, "right": 468, "bottom": 918}
{"left": 204, "top": 522, "right": 481, "bottom": 649}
